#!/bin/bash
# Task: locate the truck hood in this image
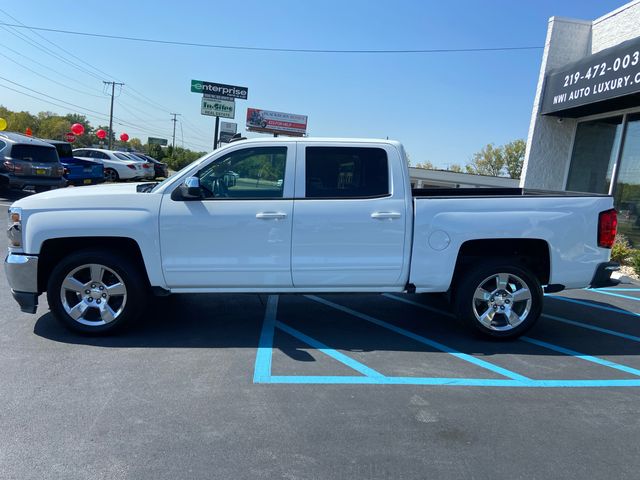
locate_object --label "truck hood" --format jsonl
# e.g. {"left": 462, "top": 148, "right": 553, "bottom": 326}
{"left": 12, "top": 183, "right": 151, "bottom": 210}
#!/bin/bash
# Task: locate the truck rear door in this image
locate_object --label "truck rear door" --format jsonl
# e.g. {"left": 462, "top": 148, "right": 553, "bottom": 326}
{"left": 291, "top": 142, "right": 410, "bottom": 288}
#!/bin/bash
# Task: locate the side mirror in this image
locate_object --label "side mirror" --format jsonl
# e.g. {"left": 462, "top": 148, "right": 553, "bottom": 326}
{"left": 172, "top": 176, "right": 202, "bottom": 201}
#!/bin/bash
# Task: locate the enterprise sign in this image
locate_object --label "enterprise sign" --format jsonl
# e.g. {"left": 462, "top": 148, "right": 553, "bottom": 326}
{"left": 191, "top": 79, "right": 248, "bottom": 100}
{"left": 541, "top": 35, "right": 640, "bottom": 115}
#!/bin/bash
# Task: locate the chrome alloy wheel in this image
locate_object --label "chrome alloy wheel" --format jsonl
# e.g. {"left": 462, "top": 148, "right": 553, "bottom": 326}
{"left": 59, "top": 263, "right": 127, "bottom": 326}
{"left": 471, "top": 272, "right": 532, "bottom": 331}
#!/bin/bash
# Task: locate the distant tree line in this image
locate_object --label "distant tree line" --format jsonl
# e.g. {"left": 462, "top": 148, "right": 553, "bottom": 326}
{"left": 413, "top": 139, "right": 526, "bottom": 179}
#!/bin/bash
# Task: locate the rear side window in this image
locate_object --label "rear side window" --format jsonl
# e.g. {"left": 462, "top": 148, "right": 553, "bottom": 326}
{"left": 114, "top": 153, "right": 131, "bottom": 161}
{"left": 11, "top": 144, "right": 59, "bottom": 163}
{"left": 305, "top": 147, "right": 389, "bottom": 198}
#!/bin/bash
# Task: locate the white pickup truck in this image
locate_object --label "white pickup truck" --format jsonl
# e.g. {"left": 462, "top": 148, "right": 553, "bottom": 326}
{"left": 5, "top": 138, "right": 619, "bottom": 339}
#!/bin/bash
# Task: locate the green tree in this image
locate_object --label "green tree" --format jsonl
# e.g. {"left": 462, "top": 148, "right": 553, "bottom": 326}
{"left": 414, "top": 161, "right": 435, "bottom": 170}
{"left": 448, "top": 164, "right": 463, "bottom": 173}
{"left": 466, "top": 143, "right": 505, "bottom": 177}
{"left": 503, "top": 139, "right": 526, "bottom": 179}
{"left": 128, "top": 137, "right": 143, "bottom": 151}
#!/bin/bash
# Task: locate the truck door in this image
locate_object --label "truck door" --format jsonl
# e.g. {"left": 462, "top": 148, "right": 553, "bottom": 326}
{"left": 291, "top": 143, "right": 409, "bottom": 288}
{"left": 159, "top": 145, "right": 295, "bottom": 289}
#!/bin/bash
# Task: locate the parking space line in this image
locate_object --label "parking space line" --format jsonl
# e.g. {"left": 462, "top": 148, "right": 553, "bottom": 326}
{"left": 588, "top": 289, "right": 640, "bottom": 302}
{"left": 266, "top": 376, "right": 640, "bottom": 387}
{"left": 521, "top": 337, "right": 640, "bottom": 377}
{"left": 253, "top": 295, "right": 278, "bottom": 383}
{"left": 596, "top": 288, "right": 640, "bottom": 292}
{"left": 543, "top": 314, "right": 640, "bottom": 343}
{"left": 546, "top": 295, "right": 640, "bottom": 317}
{"left": 275, "top": 321, "right": 385, "bottom": 378}
{"left": 306, "top": 295, "right": 530, "bottom": 381}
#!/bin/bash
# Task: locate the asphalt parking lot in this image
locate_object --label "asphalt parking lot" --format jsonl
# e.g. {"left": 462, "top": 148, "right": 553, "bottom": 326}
{"left": 1, "top": 195, "right": 640, "bottom": 479}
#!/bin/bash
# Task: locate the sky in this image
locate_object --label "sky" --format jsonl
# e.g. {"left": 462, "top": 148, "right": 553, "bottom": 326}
{"left": 0, "top": 0, "right": 630, "bottom": 168}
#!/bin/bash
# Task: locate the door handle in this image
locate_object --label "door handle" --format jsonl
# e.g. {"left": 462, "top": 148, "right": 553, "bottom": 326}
{"left": 256, "top": 212, "right": 288, "bottom": 220}
{"left": 371, "top": 211, "right": 402, "bottom": 220}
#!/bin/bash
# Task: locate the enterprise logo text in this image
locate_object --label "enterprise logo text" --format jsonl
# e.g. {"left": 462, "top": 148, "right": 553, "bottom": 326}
{"left": 191, "top": 80, "right": 248, "bottom": 99}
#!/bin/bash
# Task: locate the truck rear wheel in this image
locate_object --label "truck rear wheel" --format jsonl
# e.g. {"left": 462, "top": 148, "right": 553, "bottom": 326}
{"left": 453, "top": 260, "right": 542, "bottom": 340}
{"left": 46, "top": 249, "right": 148, "bottom": 335}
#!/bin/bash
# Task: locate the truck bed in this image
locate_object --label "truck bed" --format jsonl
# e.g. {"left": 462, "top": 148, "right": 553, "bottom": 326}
{"left": 412, "top": 187, "right": 611, "bottom": 198}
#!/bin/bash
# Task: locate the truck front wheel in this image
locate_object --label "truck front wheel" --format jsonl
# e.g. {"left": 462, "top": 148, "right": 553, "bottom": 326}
{"left": 46, "top": 249, "right": 148, "bottom": 334}
{"left": 454, "top": 260, "right": 543, "bottom": 340}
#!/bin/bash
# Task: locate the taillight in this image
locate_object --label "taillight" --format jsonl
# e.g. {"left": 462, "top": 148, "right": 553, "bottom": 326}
{"left": 127, "top": 164, "right": 136, "bottom": 170}
{"left": 598, "top": 209, "right": 617, "bottom": 249}
{"left": 144, "top": 163, "right": 151, "bottom": 168}
{"left": 63, "top": 167, "right": 69, "bottom": 175}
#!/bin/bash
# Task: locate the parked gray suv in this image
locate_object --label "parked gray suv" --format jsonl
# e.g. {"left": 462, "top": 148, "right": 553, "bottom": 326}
{"left": 0, "top": 132, "right": 66, "bottom": 192}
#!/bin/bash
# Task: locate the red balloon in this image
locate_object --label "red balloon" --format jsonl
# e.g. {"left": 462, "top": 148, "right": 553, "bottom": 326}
{"left": 70, "top": 123, "right": 85, "bottom": 135}
{"left": 120, "top": 133, "right": 129, "bottom": 142}
{"left": 25, "top": 127, "right": 32, "bottom": 137}
{"left": 96, "top": 129, "right": 107, "bottom": 139}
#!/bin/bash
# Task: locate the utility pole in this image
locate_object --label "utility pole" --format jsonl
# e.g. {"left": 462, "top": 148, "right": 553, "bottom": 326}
{"left": 103, "top": 81, "right": 124, "bottom": 150}
{"left": 170, "top": 113, "right": 181, "bottom": 156}
{"left": 213, "top": 116, "right": 220, "bottom": 151}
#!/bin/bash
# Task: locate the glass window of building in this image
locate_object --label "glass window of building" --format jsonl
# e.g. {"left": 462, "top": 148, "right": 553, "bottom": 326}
{"left": 566, "top": 116, "right": 623, "bottom": 194}
{"left": 614, "top": 113, "right": 640, "bottom": 247}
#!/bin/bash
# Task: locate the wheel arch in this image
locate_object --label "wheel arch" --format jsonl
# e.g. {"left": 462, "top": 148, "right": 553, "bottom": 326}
{"left": 452, "top": 238, "right": 551, "bottom": 290}
{"left": 38, "top": 237, "right": 149, "bottom": 293}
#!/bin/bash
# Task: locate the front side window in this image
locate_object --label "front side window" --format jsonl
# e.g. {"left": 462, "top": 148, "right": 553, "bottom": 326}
{"left": 304, "top": 146, "right": 389, "bottom": 198}
{"left": 196, "top": 146, "right": 287, "bottom": 199}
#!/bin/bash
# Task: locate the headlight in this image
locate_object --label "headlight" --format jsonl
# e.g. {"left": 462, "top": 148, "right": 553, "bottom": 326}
{"left": 7, "top": 207, "right": 22, "bottom": 247}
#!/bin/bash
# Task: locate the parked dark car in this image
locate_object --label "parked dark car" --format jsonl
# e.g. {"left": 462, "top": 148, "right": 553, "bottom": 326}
{"left": 129, "top": 152, "right": 169, "bottom": 178}
{"left": 41, "top": 139, "right": 104, "bottom": 186}
{"left": 0, "top": 132, "right": 66, "bottom": 193}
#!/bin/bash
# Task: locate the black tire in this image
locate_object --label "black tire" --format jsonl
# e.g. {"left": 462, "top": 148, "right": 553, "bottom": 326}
{"left": 104, "top": 168, "right": 119, "bottom": 182}
{"left": 46, "top": 249, "right": 148, "bottom": 335}
{"left": 453, "top": 259, "right": 543, "bottom": 340}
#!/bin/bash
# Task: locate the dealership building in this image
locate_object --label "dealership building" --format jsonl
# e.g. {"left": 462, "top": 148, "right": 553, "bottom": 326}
{"left": 522, "top": 0, "right": 640, "bottom": 245}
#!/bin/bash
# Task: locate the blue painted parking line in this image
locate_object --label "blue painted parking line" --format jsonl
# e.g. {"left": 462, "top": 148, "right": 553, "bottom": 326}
{"left": 265, "top": 376, "right": 640, "bottom": 387}
{"left": 306, "top": 295, "right": 530, "bottom": 381}
{"left": 253, "top": 294, "right": 640, "bottom": 388}
{"left": 275, "top": 321, "right": 385, "bottom": 378}
{"left": 253, "top": 295, "right": 278, "bottom": 383}
{"left": 588, "top": 289, "right": 640, "bottom": 302}
{"left": 543, "top": 314, "right": 640, "bottom": 343}
{"left": 596, "top": 288, "right": 640, "bottom": 292}
{"left": 546, "top": 295, "right": 640, "bottom": 317}
{"left": 521, "top": 337, "right": 640, "bottom": 377}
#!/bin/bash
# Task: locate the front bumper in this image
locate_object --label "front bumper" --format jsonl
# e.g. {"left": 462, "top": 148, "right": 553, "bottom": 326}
{"left": 4, "top": 253, "right": 39, "bottom": 313}
{"left": 590, "top": 261, "right": 620, "bottom": 288}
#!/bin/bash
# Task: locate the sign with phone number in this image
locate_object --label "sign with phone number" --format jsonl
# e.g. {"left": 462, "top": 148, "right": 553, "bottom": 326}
{"left": 541, "top": 35, "right": 640, "bottom": 115}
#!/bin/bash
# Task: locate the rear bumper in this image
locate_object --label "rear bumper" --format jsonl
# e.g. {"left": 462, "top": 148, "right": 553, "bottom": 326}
{"left": 65, "top": 177, "right": 105, "bottom": 186}
{"left": 589, "top": 261, "right": 620, "bottom": 288}
{"left": 4, "top": 254, "right": 39, "bottom": 314}
{"left": 1, "top": 173, "right": 67, "bottom": 189}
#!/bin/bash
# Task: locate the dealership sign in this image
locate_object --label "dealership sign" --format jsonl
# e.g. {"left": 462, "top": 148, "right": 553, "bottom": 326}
{"left": 148, "top": 137, "right": 168, "bottom": 146}
{"left": 201, "top": 97, "right": 235, "bottom": 118}
{"left": 541, "top": 36, "right": 640, "bottom": 115}
{"left": 246, "top": 108, "right": 308, "bottom": 136}
{"left": 191, "top": 80, "right": 248, "bottom": 100}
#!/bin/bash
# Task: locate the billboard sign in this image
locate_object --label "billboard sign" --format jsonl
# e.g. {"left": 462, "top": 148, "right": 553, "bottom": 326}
{"left": 246, "top": 108, "right": 308, "bottom": 136}
{"left": 191, "top": 79, "right": 248, "bottom": 100}
{"left": 201, "top": 97, "right": 235, "bottom": 118}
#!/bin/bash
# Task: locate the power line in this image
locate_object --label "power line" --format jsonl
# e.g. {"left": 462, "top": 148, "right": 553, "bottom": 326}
{"left": 0, "top": 22, "right": 544, "bottom": 54}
